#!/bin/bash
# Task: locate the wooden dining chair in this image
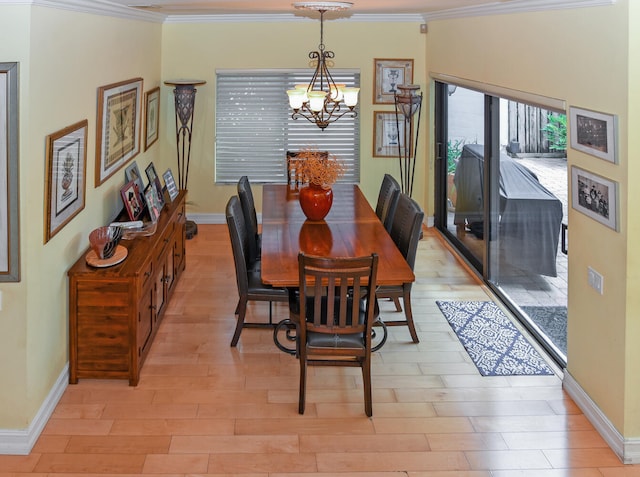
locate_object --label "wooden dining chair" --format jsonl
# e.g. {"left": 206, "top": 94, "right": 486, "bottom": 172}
{"left": 237, "top": 176, "right": 261, "bottom": 268}
{"left": 376, "top": 193, "right": 424, "bottom": 343}
{"left": 375, "top": 173, "right": 401, "bottom": 233}
{"left": 225, "top": 196, "right": 289, "bottom": 347}
{"left": 293, "top": 252, "right": 379, "bottom": 417}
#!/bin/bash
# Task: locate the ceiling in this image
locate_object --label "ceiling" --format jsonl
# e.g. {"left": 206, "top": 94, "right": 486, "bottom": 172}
{"left": 104, "top": 0, "right": 524, "bottom": 19}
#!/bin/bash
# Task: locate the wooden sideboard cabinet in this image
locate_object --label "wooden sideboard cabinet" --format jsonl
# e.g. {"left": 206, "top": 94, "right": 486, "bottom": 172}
{"left": 68, "top": 191, "right": 186, "bottom": 386}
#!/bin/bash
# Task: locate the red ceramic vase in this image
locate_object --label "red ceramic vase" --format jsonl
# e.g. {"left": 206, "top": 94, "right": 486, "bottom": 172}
{"left": 299, "top": 183, "right": 333, "bottom": 221}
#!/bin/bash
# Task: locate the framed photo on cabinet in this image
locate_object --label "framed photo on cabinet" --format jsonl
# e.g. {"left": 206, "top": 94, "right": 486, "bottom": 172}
{"left": 163, "top": 168, "right": 179, "bottom": 201}
{"left": 120, "top": 180, "right": 145, "bottom": 221}
{"left": 571, "top": 166, "right": 618, "bottom": 231}
{"left": 373, "top": 58, "right": 413, "bottom": 104}
{"left": 95, "top": 77, "right": 143, "bottom": 186}
{"left": 0, "top": 62, "right": 19, "bottom": 281}
{"left": 44, "top": 120, "right": 88, "bottom": 243}
{"left": 145, "top": 161, "right": 165, "bottom": 209}
{"left": 144, "top": 86, "right": 160, "bottom": 150}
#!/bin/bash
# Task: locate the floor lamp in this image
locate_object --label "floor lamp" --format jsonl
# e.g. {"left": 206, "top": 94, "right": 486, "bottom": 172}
{"left": 165, "top": 79, "right": 206, "bottom": 239}
{"left": 394, "top": 84, "right": 423, "bottom": 197}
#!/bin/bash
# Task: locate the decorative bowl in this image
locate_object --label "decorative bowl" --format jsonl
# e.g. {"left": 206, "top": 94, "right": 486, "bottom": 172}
{"left": 89, "top": 226, "right": 123, "bottom": 260}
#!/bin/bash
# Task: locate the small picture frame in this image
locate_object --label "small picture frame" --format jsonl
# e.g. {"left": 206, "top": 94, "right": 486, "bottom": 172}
{"left": 373, "top": 111, "right": 409, "bottom": 157}
{"left": 95, "top": 77, "right": 143, "bottom": 186}
{"left": 125, "top": 161, "right": 145, "bottom": 198}
{"left": 374, "top": 58, "right": 414, "bottom": 104}
{"left": 145, "top": 161, "right": 165, "bottom": 209}
{"left": 144, "top": 86, "right": 160, "bottom": 151}
{"left": 143, "top": 184, "right": 162, "bottom": 223}
{"left": 569, "top": 106, "right": 617, "bottom": 163}
{"left": 120, "top": 180, "right": 145, "bottom": 221}
{"left": 44, "top": 120, "right": 88, "bottom": 243}
{"left": 163, "top": 168, "right": 179, "bottom": 201}
{"left": 571, "top": 166, "right": 618, "bottom": 231}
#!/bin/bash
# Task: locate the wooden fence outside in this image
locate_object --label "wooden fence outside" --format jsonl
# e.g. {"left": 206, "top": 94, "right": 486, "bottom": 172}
{"left": 507, "top": 101, "right": 566, "bottom": 157}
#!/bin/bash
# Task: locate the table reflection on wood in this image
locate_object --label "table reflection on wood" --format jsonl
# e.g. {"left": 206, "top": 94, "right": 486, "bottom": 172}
{"left": 261, "top": 184, "right": 414, "bottom": 287}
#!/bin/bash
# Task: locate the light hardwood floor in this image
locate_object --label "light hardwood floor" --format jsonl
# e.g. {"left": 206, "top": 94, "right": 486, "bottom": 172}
{"left": 2, "top": 224, "right": 637, "bottom": 476}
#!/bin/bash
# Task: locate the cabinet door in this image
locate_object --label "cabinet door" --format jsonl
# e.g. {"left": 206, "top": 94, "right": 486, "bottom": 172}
{"left": 138, "top": 285, "right": 154, "bottom": 357}
{"left": 154, "top": 259, "right": 167, "bottom": 320}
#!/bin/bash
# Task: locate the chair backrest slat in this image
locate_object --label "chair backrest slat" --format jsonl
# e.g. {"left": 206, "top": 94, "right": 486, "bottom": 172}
{"left": 298, "top": 253, "right": 378, "bottom": 337}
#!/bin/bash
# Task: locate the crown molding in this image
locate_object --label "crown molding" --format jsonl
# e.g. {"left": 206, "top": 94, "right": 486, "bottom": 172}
{"left": 1, "top": 0, "right": 616, "bottom": 24}
{"left": 1, "top": 0, "right": 165, "bottom": 22}
{"left": 423, "top": 0, "right": 616, "bottom": 22}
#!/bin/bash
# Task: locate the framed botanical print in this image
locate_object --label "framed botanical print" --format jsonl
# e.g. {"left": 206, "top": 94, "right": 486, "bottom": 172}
{"left": 95, "top": 77, "right": 143, "bottom": 186}
{"left": 44, "top": 120, "right": 88, "bottom": 243}
{"left": 0, "top": 62, "right": 19, "bottom": 281}
{"left": 144, "top": 86, "right": 160, "bottom": 151}
{"left": 374, "top": 59, "right": 414, "bottom": 104}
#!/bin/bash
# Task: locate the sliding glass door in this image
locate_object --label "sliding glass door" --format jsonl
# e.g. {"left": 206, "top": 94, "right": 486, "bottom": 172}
{"left": 434, "top": 81, "right": 568, "bottom": 366}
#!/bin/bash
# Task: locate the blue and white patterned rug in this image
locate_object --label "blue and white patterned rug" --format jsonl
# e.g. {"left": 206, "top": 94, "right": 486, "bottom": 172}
{"left": 436, "top": 301, "right": 554, "bottom": 376}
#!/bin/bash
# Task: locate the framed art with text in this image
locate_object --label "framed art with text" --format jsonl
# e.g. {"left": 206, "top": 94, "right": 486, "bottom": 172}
{"left": 95, "top": 77, "right": 143, "bottom": 186}
{"left": 44, "top": 120, "right": 88, "bottom": 243}
{"left": 571, "top": 166, "right": 618, "bottom": 231}
{"left": 569, "top": 106, "right": 617, "bottom": 163}
{"left": 144, "top": 86, "right": 160, "bottom": 151}
{"left": 374, "top": 58, "right": 413, "bottom": 104}
{"left": 0, "top": 62, "right": 19, "bottom": 281}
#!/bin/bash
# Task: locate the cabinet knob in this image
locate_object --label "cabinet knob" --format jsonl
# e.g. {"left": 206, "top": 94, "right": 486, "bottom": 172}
{"left": 144, "top": 271, "right": 151, "bottom": 278}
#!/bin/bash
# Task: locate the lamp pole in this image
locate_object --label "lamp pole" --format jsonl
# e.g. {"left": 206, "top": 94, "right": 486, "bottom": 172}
{"left": 394, "top": 84, "right": 423, "bottom": 197}
{"left": 165, "top": 79, "right": 206, "bottom": 239}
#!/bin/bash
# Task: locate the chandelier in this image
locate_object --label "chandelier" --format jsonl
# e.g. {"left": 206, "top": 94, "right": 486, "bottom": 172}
{"left": 287, "top": 1, "right": 359, "bottom": 130}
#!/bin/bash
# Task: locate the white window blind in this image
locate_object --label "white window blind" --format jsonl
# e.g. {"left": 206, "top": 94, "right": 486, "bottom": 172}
{"left": 215, "top": 69, "right": 360, "bottom": 184}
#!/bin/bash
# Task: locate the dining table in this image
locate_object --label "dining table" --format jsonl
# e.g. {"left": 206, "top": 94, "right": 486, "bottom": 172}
{"left": 260, "top": 183, "right": 415, "bottom": 353}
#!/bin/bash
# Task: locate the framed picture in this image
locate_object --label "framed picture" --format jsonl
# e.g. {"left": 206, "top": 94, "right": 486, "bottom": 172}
{"left": 373, "top": 111, "right": 409, "bottom": 157}
{"left": 0, "top": 62, "right": 19, "bottom": 282}
{"left": 143, "top": 184, "right": 162, "bottom": 223}
{"left": 44, "top": 120, "right": 88, "bottom": 243}
{"left": 569, "top": 106, "right": 617, "bottom": 163}
{"left": 145, "top": 162, "right": 165, "bottom": 209}
{"left": 144, "top": 86, "right": 160, "bottom": 151}
{"left": 120, "top": 180, "right": 145, "bottom": 221}
{"left": 571, "top": 166, "right": 618, "bottom": 231}
{"left": 95, "top": 77, "right": 143, "bottom": 186}
{"left": 163, "top": 168, "right": 179, "bottom": 201}
{"left": 374, "top": 58, "right": 414, "bottom": 104}
{"left": 125, "top": 160, "right": 145, "bottom": 199}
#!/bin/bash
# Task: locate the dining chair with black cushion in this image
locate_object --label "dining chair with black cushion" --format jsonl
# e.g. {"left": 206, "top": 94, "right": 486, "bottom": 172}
{"left": 376, "top": 193, "right": 424, "bottom": 343}
{"left": 226, "top": 196, "right": 289, "bottom": 347}
{"left": 294, "top": 252, "right": 379, "bottom": 417}
{"left": 375, "top": 173, "right": 401, "bottom": 233}
{"left": 237, "top": 176, "right": 261, "bottom": 268}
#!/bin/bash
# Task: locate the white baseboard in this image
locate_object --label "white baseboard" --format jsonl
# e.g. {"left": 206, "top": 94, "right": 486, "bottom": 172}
{"left": 187, "top": 212, "right": 231, "bottom": 225}
{"left": 563, "top": 369, "right": 640, "bottom": 464}
{"left": 0, "top": 364, "right": 68, "bottom": 455}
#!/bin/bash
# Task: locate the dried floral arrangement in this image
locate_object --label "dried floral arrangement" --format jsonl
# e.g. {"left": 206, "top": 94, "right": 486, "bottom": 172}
{"left": 295, "top": 148, "right": 345, "bottom": 189}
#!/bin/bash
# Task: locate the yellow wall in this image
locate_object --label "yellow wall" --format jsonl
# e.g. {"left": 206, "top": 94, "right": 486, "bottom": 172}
{"left": 0, "top": 5, "right": 163, "bottom": 429}
{"left": 426, "top": 1, "right": 636, "bottom": 434}
{"left": 160, "top": 20, "right": 427, "bottom": 215}
{"left": 2, "top": 0, "right": 640, "bottom": 450}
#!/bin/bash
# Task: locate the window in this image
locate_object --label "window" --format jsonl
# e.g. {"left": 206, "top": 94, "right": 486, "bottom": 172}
{"left": 215, "top": 69, "right": 360, "bottom": 183}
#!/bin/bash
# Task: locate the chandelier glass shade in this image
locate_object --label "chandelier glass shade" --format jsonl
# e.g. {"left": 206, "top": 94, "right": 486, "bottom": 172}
{"left": 287, "top": 1, "right": 359, "bottom": 130}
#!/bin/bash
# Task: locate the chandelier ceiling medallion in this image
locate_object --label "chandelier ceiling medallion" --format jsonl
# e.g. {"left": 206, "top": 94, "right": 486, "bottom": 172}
{"left": 287, "top": 1, "right": 359, "bottom": 130}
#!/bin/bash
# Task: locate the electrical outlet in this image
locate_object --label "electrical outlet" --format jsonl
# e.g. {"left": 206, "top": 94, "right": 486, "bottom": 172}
{"left": 588, "top": 266, "right": 604, "bottom": 294}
